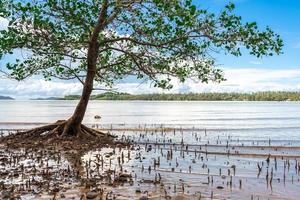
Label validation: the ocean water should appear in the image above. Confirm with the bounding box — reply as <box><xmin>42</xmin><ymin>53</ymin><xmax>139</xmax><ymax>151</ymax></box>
<box><xmin>0</xmin><ymin>100</ymin><xmax>300</xmax><ymax>139</ymax></box>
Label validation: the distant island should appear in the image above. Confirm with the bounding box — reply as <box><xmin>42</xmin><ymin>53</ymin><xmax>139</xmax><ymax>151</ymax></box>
<box><xmin>0</xmin><ymin>95</ymin><xmax>14</xmax><ymax>100</ymax></box>
<box><xmin>56</xmin><ymin>91</ymin><xmax>300</xmax><ymax>101</ymax></box>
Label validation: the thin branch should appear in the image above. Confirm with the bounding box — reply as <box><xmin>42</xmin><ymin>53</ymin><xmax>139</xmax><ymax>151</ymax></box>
<box><xmin>60</xmin><ymin>64</ymin><xmax>85</xmax><ymax>85</ymax></box>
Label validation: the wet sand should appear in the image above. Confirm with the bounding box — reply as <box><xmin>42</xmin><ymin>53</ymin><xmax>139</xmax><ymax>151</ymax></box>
<box><xmin>0</xmin><ymin>124</ymin><xmax>299</xmax><ymax>199</ymax></box>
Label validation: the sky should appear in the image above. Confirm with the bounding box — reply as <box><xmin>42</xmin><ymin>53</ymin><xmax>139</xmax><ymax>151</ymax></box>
<box><xmin>0</xmin><ymin>0</ymin><xmax>300</xmax><ymax>99</ymax></box>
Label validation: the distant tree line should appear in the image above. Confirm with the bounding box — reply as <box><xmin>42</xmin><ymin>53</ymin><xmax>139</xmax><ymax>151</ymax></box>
<box><xmin>63</xmin><ymin>91</ymin><xmax>300</xmax><ymax>101</ymax></box>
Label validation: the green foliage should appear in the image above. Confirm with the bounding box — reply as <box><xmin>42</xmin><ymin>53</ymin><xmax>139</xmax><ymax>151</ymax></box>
<box><xmin>0</xmin><ymin>0</ymin><xmax>283</xmax><ymax>89</ymax></box>
<box><xmin>65</xmin><ymin>92</ymin><xmax>300</xmax><ymax>101</ymax></box>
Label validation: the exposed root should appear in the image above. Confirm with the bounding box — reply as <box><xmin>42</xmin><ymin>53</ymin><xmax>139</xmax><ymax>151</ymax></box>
<box><xmin>0</xmin><ymin>120</ymin><xmax>117</xmax><ymax>149</ymax></box>
<box><xmin>0</xmin><ymin>119</ymin><xmax>129</xmax><ymax>188</ymax></box>
<box><xmin>81</xmin><ymin>124</ymin><xmax>111</xmax><ymax>137</ymax></box>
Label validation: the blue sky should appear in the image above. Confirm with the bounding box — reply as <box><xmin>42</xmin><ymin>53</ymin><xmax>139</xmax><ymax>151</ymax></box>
<box><xmin>0</xmin><ymin>0</ymin><xmax>300</xmax><ymax>99</ymax></box>
<box><xmin>198</xmin><ymin>0</ymin><xmax>300</xmax><ymax>69</ymax></box>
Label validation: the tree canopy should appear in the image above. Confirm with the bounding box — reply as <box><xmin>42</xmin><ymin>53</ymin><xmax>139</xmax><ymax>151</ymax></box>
<box><xmin>0</xmin><ymin>0</ymin><xmax>283</xmax><ymax>90</ymax></box>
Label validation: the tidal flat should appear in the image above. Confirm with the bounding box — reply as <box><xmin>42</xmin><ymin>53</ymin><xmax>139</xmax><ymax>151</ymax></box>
<box><xmin>0</xmin><ymin>124</ymin><xmax>299</xmax><ymax>200</ymax></box>
<box><xmin>0</xmin><ymin>101</ymin><xmax>300</xmax><ymax>199</ymax></box>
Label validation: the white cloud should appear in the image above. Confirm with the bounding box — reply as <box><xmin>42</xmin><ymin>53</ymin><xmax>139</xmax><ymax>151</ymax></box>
<box><xmin>182</xmin><ymin>68</ymin><xmax>300</xmax><ymax>93</ymax></box>
<box><xmin>249</xmin><ymin>61</ymin><xmax>262</xmax><ymax>65</ymax></box>
<box><xmin>0</xmin><ymin>78</ymin><xmax>83</xmax><ymax>99</ymax></box>
<box><xmin>1</xmin><ymin>68</ymin><xmax>300</xmax><ymax>99</ymax></box>
<box><xmin>116</xmin><ymin>68</ymin><xmax>300</xmax><ymax>94</ymax></box>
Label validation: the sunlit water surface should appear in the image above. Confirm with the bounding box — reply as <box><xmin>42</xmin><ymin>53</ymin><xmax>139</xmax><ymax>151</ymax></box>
<box><xmin>1</xmin><ymin>100</ymin><xmax>300</xmax><ymax>139</ymax></box>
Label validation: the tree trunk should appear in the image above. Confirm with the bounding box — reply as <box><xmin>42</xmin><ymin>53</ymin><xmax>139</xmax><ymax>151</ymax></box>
<box><xmin>62</xmin><ymin>0</ymin><xmax>109</xmax><ymax>136</ymax></box>
<box><xmin>62</xmin><ymin>42</ymin><xmax>99</xmax><ymax>136</ymax></box>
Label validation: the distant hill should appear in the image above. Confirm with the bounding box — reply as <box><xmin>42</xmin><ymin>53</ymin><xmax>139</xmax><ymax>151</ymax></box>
<box><xmin>0</xmin><ymin>95</ymin><xmax>14</xmax><ymax>100</ymax></box>
<box><xmin>62</xmin><ymin>91</ymin><xmax>300</xmax><ymax>101</ymax></box>
<box><xmin>28</xmin><ymin>92</ymin><xmax>300</xmax><ymax>101</ymax></box>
